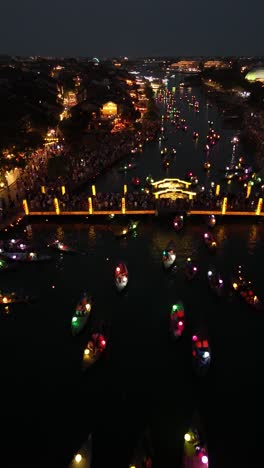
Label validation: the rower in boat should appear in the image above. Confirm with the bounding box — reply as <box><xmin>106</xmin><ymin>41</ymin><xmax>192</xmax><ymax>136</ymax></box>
<box><xmin>132</xmin><ymin>176</ymin><xmax>140</xmax><ymax>187</ymax></box>
<box><xmin>208</xmin><ymin>214</ymin><xmax>216</xmax><ymax>228</ymax></box>
<box><xmin>71</xmin><ymin>294</ymin><xmax>92</xmax><ymax>336</ymax></box>
<box><xmin>115</xmin><ymin>263</ymin><xmax>128</xmax><ymax>291</ymax></box>
<box><xmin>204</xmin><ymin>161</ymin><xmax>211</xmax><ymax>171</ymax></box>
<box><xmin>170</xmin><ymin>302</ymin><xmax>185</xmax><ymax>339</ymax></box>
<box><xmin>162</xmin><ymin>241</ymin><xmax>176</xmax><ymax>269</ymax></box>
<box><xmin>184</xmin><ymin>257</ymin><xmax>198</xmax><ymax>280</ymax></box>
<box><xmin>83</xmin><ymin>333</ymin><xmax>107</xmax><ymax>369</ymax></box>
<box><xmin>192</xmin><ymin>334</ymin><xmax>211</xmax><ymax>376</ymax></box>
<box><xmin>203</xmin><ymin>232</ymin><xmax>217</xmax><ymax>250</ymax></box>
<box><xmin>5</xmin><ymin>239</ymin><xmax>28</xmax><ymax>252</ymax></box>
<box><xmin>48</xmin><ymin>239</ymin><xmax>76</xmax><ymax>253</ymax></box>
<box><xmin>173</xmin><ymin>215</ymin><xmax>184</xmax><ymax>232</ymax></box>
<box><xmin>207</xmin><ymin>269</ymin><xmax>224</xmax><ymax>296</ymax></box>
<box><xmin>118</xmin><ymin>162</ymin><xmax>137</xmax><ymax>173</ymax></box>
<box><xmin>0</xmin><ymin>251</ymin><xmax>52</xmax><ymax>262</ymax></box>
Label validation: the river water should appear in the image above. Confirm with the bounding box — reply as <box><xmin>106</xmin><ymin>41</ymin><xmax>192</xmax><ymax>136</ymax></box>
<box><xmin>1</xmin><ymin>80</ymin><xmax>264</xmax><ymax>468</ymax></box>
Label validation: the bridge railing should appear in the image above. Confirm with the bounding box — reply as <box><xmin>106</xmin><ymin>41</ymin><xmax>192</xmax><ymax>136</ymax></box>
<box><xmin>24</xmin><ymin>193</ymin><xmax>264</xmax><ymax>216</ymax></box>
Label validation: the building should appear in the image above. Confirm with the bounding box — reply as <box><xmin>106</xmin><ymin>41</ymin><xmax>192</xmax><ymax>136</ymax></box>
<box><xmin>245</xmin><ymin>68</ymin><xmax>264</xmax><ymax>83</ymax></box>
<box><xmin>203</xmin><ymin>60</ymin><xmax>229</xmax><ymax>69</ymax></box>
<box><xmin>101</xmin><ymin>101</ymin><xmax>118</xmax><ymax>118</ymax></box>
<box><xmin>170</xmin><ymin>61</ymin><xmax>200</xmax><ymax>72</ymax></box>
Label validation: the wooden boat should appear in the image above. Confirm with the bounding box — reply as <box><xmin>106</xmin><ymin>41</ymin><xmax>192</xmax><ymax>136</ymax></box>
<box><xmin>118</xmin><ymin>162</ymin><xmax>137</xmax><ymax>173</ymax></box>
<box><xmin>207</xmin><ymin>269</ymin><xmax>224</xmax><ymax>296</ymax></box>
<box><xmin>192</xmin><ymin>334</ymin><xmax>211</xmax><ymax>376</ymax></box>
<box><xmin>208</xmin><ymin>214</ymin><xmax>216</xmax><ymax>228</ymax></box>
<box><xmin>48</xmin><ymin>240</ymin><xmax>76</xmax><ymax>253</ymax></box>
<box><xmin>115</xmin><ymin>263</ymin><xmax>128</xmax><ymax>291</ymax></box>
<box><xmin>82</xmin><ymin>333</ymin><xmax>107</xmax><ymax>369</ymax></box>
<box><xmin>162</xmin><ymin>241</ymin><xmax>176</xmax><ymax>269</ymax></box>
<box><xmin>173</xmin><ymin>215</ymin><xmax>184</xmax><ymax>232</ymax></box>
<box><xmin>170</xmin><ymin>302</ymin><xmax>185</xmax><ymax>339</ymax></box>
<box><xmin>116</xmin><ymin>220</ymin><xmax>139</xmax><ymax>239</ymax></box>
<box><xmin>184</xmin><ymin>257</ymin><xmax>198</xmax><ymax>280</ymax></box>
<box><xmin>4</xmin><ymin>239</ymin><xmax>29</xmax><ymax>252</ymax></box>
<box><xmin>0</xmin><ymin>292</ymin><xmax>36</xmax><ymax>305</ymax></box>
<box><xmin>232</xmin><ymin>268</ymin><xmax>262</xmax><ymax>310</ymax></box>
<box><xmin>183</xmin><ymin>422</ymin><xmax>209</xmax><ymax>467</ymax></box>
<box><xmin>71</xmin><ymin>294</ymin><xmax>92</xmax><ymax>336</ymax></box>
<box><xmin>0</xmin><ymin>258</ymin><xmax>17</xmax><ymax>272</ymax></box>
<box><xmin>203</xmin><ymin>232</ymin><xmax>217</xmax><ymax>250</ymax></box>
<box><xmin>0</xmin><ymin>251</ymin><xmax>52</xmax><ymax>263</ymax></box>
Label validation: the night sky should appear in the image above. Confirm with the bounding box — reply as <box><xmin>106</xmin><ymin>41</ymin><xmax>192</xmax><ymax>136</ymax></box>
<box><xmin>1</xmin><ymin>0</ymin><xmax>263</xmax><ymax>57</ymax></box>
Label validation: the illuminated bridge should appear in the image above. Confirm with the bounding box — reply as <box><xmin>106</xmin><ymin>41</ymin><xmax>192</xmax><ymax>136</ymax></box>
<box><xmin>21</xmin><ymin>179</ymin><xmax>264</xmax><ymax>218</ymax></box>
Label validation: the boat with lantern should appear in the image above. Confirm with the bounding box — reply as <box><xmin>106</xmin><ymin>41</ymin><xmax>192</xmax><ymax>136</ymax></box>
<box><xmin>118</xmin><ymin>162</ymin><xmax>137</xmax><ymax>173</ymax></box>
<box><xmin>207</xmin><ymin>269</ymin><xmax>224</xmax><ymax>296</ymax></box>
<box><xmin>115</xmin><ymin>263</ymin><xmax>128</xmax><ymax>291</ymax></box>
<box><xmin>231</xmin><ymin>267</ymin><xmax>262</xmax><ymax>310</ymax></box>
<box><xmin>0</xmin><ymin>291</ymin><xmax>36</xmax><ymax>305</ymax></box>
<box><xmin>132</xmin><ymin>176</ymin><xmax>140</xmax><ymax>187</ymax></box>
<box><xmin>116</xmin><ymin>220</ymin><xmax>139</xmax><ymax>239</ymax></box>
<box><xmin>208</xmin><ymin>215</ymin><xmax>216</xmax><ymax>228</ymax></box>
<box><xmin>173</xmin><ymin>215</ymin><xmax>184</xmax><ymax>232</ymax></box>
<box><xmin>203</xmin><ymin>232</ymin><xmax>217</xmax><ymax>251</ymax></box>
<box><xmin>3</xmin><ymin>238</ymin><xmax>29</xmax><ymax>252</ymax></box>
<box><xmin>82</xmin><ymin>332</ymin><xmax>107</xmax><ymax>369</ymax></box>
<box><xmin>71</xmin><ymin>293</ymin><xmax>92</xmax><ymax>336</ymax></box>
<box><xmin>162</xmin><ymin>241</ymin><xmax>176</xmax><ymax>269</ymax></box>
<box><xmin>0</xmin><ymin>251</ymin><xmax>52</xmax><ymax>263</ymax></box>
<box><xmin>170</xmin><ymin>302</ymin><xmax>185</xmax><ymax>339</ymax></box>
<box><xmin>48</xmin><ymin>239</ymin><xmax>77</xmax><ymax>253</ymax></box>
<box><xmin>192</xmin><ymin>334</ymin><xmax>211</xmax><ymax>376</ymax></box>
<box><xmin>183</xmin><ymin>422</ymin><xmax>209</xmax><ymax>467</ymax></box>
<box><xmin>184</xmin><ymin>257</ymin><xmax>198</xmax><ymax>280</ymax></box>
<box><xmin>0</xmin><ymin>258</ymin><xmax>17</xmax><ymax>272</ymax></box>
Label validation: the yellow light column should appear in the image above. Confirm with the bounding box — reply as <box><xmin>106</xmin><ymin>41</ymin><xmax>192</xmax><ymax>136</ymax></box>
<box><xmin>41</xmin><ymin>186</ymin><xmax>46</xmax><ymax>194</ymax></box>
<box><xmin>61</xmin><ymin>186</ymin><xmax>66</xmax><ymax>195</ymax></box>
<box><xmin>92</xmin><ymin>185</ymin><xmax>96</xmax><ymax>196</ymax></box>
<box><xmin>22</xmin><ymin>199</ymin><xmax>29</xmax><ymax>215</ymax></box>
<box><xmin>121</xmin><ymin>197</ymin><xmax>126</xmax><ymax>214</ymax></box>
<box><xmin>215</xmin><ymin>184</ymin><xmax>220</xmax><ymax>196</ymax></box>
<box><xmin>54</xmin><ymin>198</ymin><xmax>60</xmax><ymax>214</ymax></box>
<box><xmin>246</xmin><ymin>184</ymin><xmax>251</xmax><ymax>198</ymax></box>
<box><xmin>256</xmin><ymin>198</ymin><xmax>263</xmax><ymax>216</ymax></box>
<box><xmin>123</xmin><ymin>184</ymin><xmax>127</xmax><ymax>195</ymax></box>
<box><xmin>221</xmin><ymin>197</ymin><xmax>227</xmax><ymax>215</ymax></box>
<box><xmin>88</xmin><ymin>197</ymin><xmax>93</xmax><ymax>214</ymax></box>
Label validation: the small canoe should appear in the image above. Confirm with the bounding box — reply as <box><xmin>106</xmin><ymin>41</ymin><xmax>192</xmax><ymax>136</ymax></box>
<box><xmin>116</xmin><ymin>220</ymin><xmax>139</xmax><ymax>239</ymax></box>
<box><xmin>232</xmin><ymin>269</ymin><xmax>262</xmax><ymax>310</ymax></box>
<box><xmin>0</xmin><ymin>258</ymin><xmax>16</xmax><ymax>272</ymax></box>
<box><xmin>0</xmin><ymin>293</ymin><xmax>35</xmax><ymax>305</ymax></box>
<box><xmin>162</xmin><ymin>241</ymin><xmax>176</xmax><ymax>269</ymax></box>
<box><xmin>82</xmin><ymin>333</ymin><xmax>107</xmax><ymax>369</ymax></box>
<box><xmin>207</xmin><ymin>269</ymin><xmax>224</xmax><ymax>296</ymax></box>
<box><xmin>192</xmin><ymin>334</ymin><xmax>211</xmax><ymax>376</ymax></box>
<box><xmin>184</xmin><ymin>257</ymin><xmax>198</xmax><ymax>280</ymax></box>
<box><xmin>208</xmin><ymin>215</ymin><xmax>216</xmax><ymax>228</ymax></box>
<box><xmin>170</xmin><ymin>302</ymin><xmax>185</xmax><ymax>339</ymax></box>
<box><xmin>0</xmin><ymin>251</ymin><xmax>52</xmax><ymax>263</ymax></box>
<box><xmin>71</xmin><ymin>294</ymin><xmax>92</xmax><ymax>336</ymax></box>
<box><xmin>173</xmin><ymin>215</ymin><xmax>184</xmax><ymax>232</ymax></box>
<box><xmin>115</xmin><ymin>263</ymin><xmax>128</xmax><ymax>291</ymax></box>
<box><xmin>48</xmin><ymin>240</ymin><xmax>76</xmax><ymax>253</ymax></box>
<box><xmin>203</xmin><ymin>232</ymin><xmax>217</xmax><ymax>250</ymax></box>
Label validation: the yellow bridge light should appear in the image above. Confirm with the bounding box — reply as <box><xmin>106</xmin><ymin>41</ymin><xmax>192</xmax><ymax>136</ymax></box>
<box><xmin>61</xmin><ymin>186</ymin><xmax>66</xmax><ymax>195</ymax></box>
<box><xmin>215</xmin><ymin>184</ymin><xmax>220</xmax><ymax>196</ymax></box>
<box><xmin>121</xmin><ymin>197</ymin><xmax>126</xmax><ymax>214</ymax></box>
<box><xmin>22</xmin><ymin>199</ymin><xmax>29</xmax><ymax>215</ymax></box>
<box><xmin>256</xmin><ymin>198</ymin><xmax>263</xmax><ymax>216</ymax></box>
<box><xmin>92</xmin><ymin>185</ymin><xmax>96</xmax><ymax>196</ymax></box>
<box><xmin>54</xmin><ymin>198</ymin><xmax>60</xmax><ymax>215</ymax></box>
<box><xmin>88</xmin><ymin>197</ymin><xmax>93</xmax><ymax>214</ymax></box>
<box><xmin>222</xmin><ymin>197</ymin><xmax>227</xmax><ymax>215</ymax></box>
<box><xmin>123</xmin><ymin>184</ymin><xmax>127</xmax><ymax>195</ymax></box>
<box><xmin>41</xmin><ymin>186</ymin><xmax>46</xmax><ymax>194</ymax></box>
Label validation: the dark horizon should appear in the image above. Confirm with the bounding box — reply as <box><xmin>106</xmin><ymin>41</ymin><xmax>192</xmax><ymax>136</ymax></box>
<box><xmin>1</xmin><ymin>0</ymin><xmax>263</xmax><ymax>58</ymax></box>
